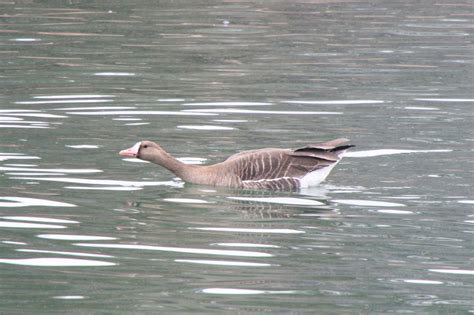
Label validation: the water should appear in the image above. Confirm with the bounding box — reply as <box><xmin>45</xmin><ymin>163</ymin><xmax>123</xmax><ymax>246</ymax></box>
<box><xmin>1</xmin><ymin>0</ymin><xmax>473</xmax><ymax>313</ymax></box>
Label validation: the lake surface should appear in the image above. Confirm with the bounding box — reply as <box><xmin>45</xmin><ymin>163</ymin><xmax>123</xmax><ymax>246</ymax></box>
<box><xmin>1</xmin><ymin>0</ymin><xmax>473</xmax><ymax>313</ymax></box>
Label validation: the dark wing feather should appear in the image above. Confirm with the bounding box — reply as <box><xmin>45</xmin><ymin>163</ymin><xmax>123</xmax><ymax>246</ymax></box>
<box><xmin>296</xmin><ymin>138</ymin><xmax>351</xmax><ymax>150</ymax></box>
<box><xmin>292</xmin><ymin>138</ymin><xmax>355</xmax><ymax>160</ymax></box>
<box><xmin>290</xmin><ymin>150</ymin><xmax>339</xmax><ymax>162</ymax></box>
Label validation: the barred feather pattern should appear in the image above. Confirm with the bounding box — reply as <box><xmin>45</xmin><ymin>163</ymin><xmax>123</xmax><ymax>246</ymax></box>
<box><xmin>222</xmin><ymin>140</ymin><xmax>352</xmax><ymax>190</ymax></box>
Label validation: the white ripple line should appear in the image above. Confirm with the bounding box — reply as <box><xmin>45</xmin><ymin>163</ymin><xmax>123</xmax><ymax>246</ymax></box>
<box><xmin>15</xmin><ymin>100</ymin><xmax>114</xmax><ymax>105</ymax></box>
<box><xmin>34</xmin><ymin>95</ymin><xmax>115</xmax><ymax>99</ymax></box>
<box><xmin>0</xmin><ymin>197</ymin><xmax>76</xmax><ymax>208</ymax></box>
<box><xmin>12</xmin><ymin>177</ymin><xmax>181</xmax><ymax>187</ymax></box>
<box><xmin>3</xmin><ymin>166</ymin><xmax>102</xmax><ymax>174</ymax></box>
<box><xmin>17</xmin><ymin>249</ymin><xmax>114</xmax><ymax>258</ymax></box>
<box><xmin>67</xmin><ymin>110</ymin><xmax>217</xmax><ymax>116</ymax></box>
<box><xmin>74</xmin><ymin>243</ymin><xmax>273</xmax><ymax>257</ymax></box>
<box><xmin>175</xmin><ymin>259</ymin><xmax>272</xmax><ymax>267</ymax></box>
<box><xmin>0</xmin><ymin>257</ymin><xmax>116</xmax><ymax>267</ymax></box>
<box><xmin>281</xmin><ymin>100</ymin><xmax>385</xmax><ymax>105</ymax></box>
<box><xmin>182</xmin><ymin>102</ymin><xmax>273</xmax><ymax>106</ymax></box>
<box><xmin>191</xmin><ymin>227</ymin><xmax>305</xmax><ymax>234</ymax></box>
<box><xmin>415</xmin><ymin>98</ymin><xmax>474</xmax><ymax>102</ymax></box>
<box><xmin>183</xmin><ymin>108</ymin><xmax>342</xmax><ymax>115</ymax></box>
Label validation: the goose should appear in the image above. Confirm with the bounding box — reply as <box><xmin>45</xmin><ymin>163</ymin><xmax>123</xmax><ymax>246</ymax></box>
<box><xmin>119</xmin><ymin>138</ymin><xmax>354</xmax><ymax>190</ymax></box>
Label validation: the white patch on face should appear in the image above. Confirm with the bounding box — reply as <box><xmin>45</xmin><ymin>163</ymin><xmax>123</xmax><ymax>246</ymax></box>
<box><xmin>131</xmin><ymin>142</ymin><xmax>142</xmax><ymax>155</ymax></box>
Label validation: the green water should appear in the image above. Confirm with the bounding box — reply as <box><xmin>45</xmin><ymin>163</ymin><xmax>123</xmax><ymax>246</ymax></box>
<box><xmin>1</xmin><ymin>1</ymin><xmax>473</xmax><ymax>313</ymax></box>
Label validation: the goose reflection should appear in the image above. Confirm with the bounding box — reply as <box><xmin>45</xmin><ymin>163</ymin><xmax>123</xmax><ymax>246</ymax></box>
<box><xmin>122</xmin><ymin>185</ymin><xmax>341</xmax><ymax>220</ymax></box>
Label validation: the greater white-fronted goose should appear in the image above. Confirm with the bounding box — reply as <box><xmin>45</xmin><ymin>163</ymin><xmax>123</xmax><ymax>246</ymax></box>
<box><xmin>119</xmin><ymin>139</ymin><xmax>354</xmax><ymax>190</ymax></box>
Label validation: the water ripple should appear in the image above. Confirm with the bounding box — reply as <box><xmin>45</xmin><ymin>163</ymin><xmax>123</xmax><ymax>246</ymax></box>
<box><xmin>191</xmin><ymin>227</ymin><xmax>305</xmax><ymax>234</ymax></box>
<box><xmin>34</xmin><ymin>95</ymin><xmax>115</xmax><ymax>99</ymax></box>
<box><xmin>15</xmin><ymin>100</ymin><xmax>114</xmax><ymax>105</ymax></box>
<box><xmin>0</xmin><ymin>197</ymin><xmax>76</xmax><ymax>208</ymax></box>
<box><xmin>415</xmin><ymin>98</ymin><xmax>474</xmax><ymax>102</ymax></box>
<box><xmin>37</xmin><ymin>234</ymin><xmax>117</xmax><ymax>241</ymax></box>
<box><xmin>94</xmin><ymin>72</ymin><xmax>136</xmax><ymax>76</ymax></box>
<box><xmin>64</xmin><ymin>186</ymin><xmax>143</xmax><ymax>191</ymax></box>
<box><xmin>74</xmin><ymin>243</ymin><xmax>273</xmax><ymax>257</ymax></box>
<box><xmin>177</xmin><ymin>157</ymin><xmax>207</xmax><ymax>165</ymax></box>
<box><xmin>183</xmin><ymin>108</ymin><xmax>342</xmax><ymax>115</ymax></box>
<box><xmin>405</xmin><ymin>106</ymin><xmax>440</xmax><ymax>111</ymax></box>
<box><xmin>397</xmin><ymin>279</ymin><xmax>443</xmax><ymax>285</ymax></box>
<box><xmin>177</xmin><ymin>125</ymin><xmax>235</xmax><ymax>130</ymax></box>
<box><xmin>2</xmin><ymin>216</ymin><xmax>79</xmax><ymax>224</ymax></box>
<box><xmin>7</xmin><ymin>172</ymin><xmax>67</xmax><ymax>176</ymax></box>
<box><xmin>201</xmin><ymin>288</ymin><xmax>296</xmax><ymax>295</ymax></box>
<box><xmin>0</xmin><ymin>221</ymin><xmax>66</xmax><ymax>229</ymax></box>
<box><xmin>0</xmin><ymin>124</ymin><xmax>49</xmax><ymax>129</ymax></box>
<box><xmin>2</xmin><ymin>111</ymin><xmax>67</xmax><ymax>118</ymax></box>
<box><xmin>212</xmin><ymin>243</ymin><xmax>280</xmax><ymax>248</ymax></box>
<box><xmin>55</xmin><ymin>106</ymin><xmax>133</xmax><ymax>111</ymax></box>
<box><xmin>182</xmin><ymin>102</ymin><xmax>272</xmax><ymax>106</ymax></box>
<box><xmin>429</xmin><ymin>269</ymin><xmax>474</xmax><ymax>275</ymax></box>
<box><xmin>163</xmin><ymin>198</ymin><xmax>209</xmax><ymax>204</ymax></box>
<box><xmin>12</xmin><ymin>176</ymin><xmax>182</xmax><ymax>188</ymax></box>
<box><xmin>0</xmin><ymin>257</ymin><xmax>116</xmax><ymax>267</ymax></box>
<box><xmin>375</xmin><ymin>210</ymin><xmax>414</xmax><ymax>215</ymax></box>
<box><xmin>65</xmin><ymin>145</ymin><xmax>100</xmax><ymax>149</ymax></box>
<box><xmin>174</xmin><ymin>259</ymin><xmax>272</xmax><ymax>267</ymax></box>
<box><xmin>66</xmin><ymin>110</ymin><xmax>217</xmax><ymax>116</ymax></box>
<box><xmin>281</xmin><ymin>100</ymin><xmax>385</xmax><ymax>105</ymax></box>
<box><xmin>2</xmin><ymin>166</ymin><xmax>101</xmax><ymax>174</ymax></box>
<box><xmin>17</xmin><ymin>249</ymin><xmax>114</xmax><ymax>258</ymax></box>
<box><xmin>52</xmin><ymin>296</ymin><xmax>85</xmax><ymax>300</ymax></box>
<box><xmin>333</xmin><ymin>199</ymin><xmax>406</xmax><ymax>207</ymax></box>
<box><xmin>0</xmin><ymin>153</ymin><xmax>40</xmax><ymax>162</ymax></box>
<box><xmin>345</xmin><ymin>149</ymin><xmax>452</xmax><ymax>158</ymax></box>
<box><xmin>0</xmin><ymin>109</ymin><xmax>65</xmax><ymax>129</ymax></box>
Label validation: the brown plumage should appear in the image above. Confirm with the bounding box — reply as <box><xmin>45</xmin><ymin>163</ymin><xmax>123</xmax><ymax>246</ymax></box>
<box><xmin>119</xmin><ymin>139</ymin><xmax>354</xmax><ymax>190</ymax></box>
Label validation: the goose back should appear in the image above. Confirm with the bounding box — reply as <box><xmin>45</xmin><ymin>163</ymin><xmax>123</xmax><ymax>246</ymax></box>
<box><xmin>218</xmin><ymin>138</ymin><xmax>353</xmax><ymax>190</ymax></box>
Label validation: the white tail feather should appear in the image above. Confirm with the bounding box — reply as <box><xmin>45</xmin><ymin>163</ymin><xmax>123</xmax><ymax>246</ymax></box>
<box><xmin>299</xmin><ymin>163</ymin><xmax>338</xmax><ymax>188</ymax></box>
<box><xmin>299</xmin><ymin>148</ymin><xmax>350</xmax><ymax>188</ymax></box>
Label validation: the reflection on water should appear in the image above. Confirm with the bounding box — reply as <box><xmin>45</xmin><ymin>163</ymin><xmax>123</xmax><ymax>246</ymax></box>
<box><xmin>0</xmin><ymin>197</ymin><xmax>76</xmax><ymax>208</ymax></box>
<box><xmin>36</xmin><ymin>234</ymin><xmax>117</xmax><ymax>241</ymax></box>
<box><xmin>11</xmin><ymin>176</ymin><xmax>182</xmax><ymax>190</ymax></box>
<box><xmin>0</xmin><ymin>221</ymin><xmax>66</xmax><ymax>229</ymax></box>
<box><xmin>227</xmin><ymin>196</ymin><xmax>325</xmax><ymax>206</ymax></box>
<box><xmin>190</xmin><ymin>227</ymin><xmax>306</xmax><ymax>234</ymax></box>
<box><xmin>332</xmin><ymin>199</ymin><xmax>406</xmax><ymax>207</ymax></box>
<box><xmin>75</xmin><ymin>243</ymin><xmax>273</xmax><ymax>258</ymax></box>
<box><xmin>201</xmin><ymin>288</ymin><xmax>297</xmax><ymax>295</ymax></box>
<box><xmin>17</xmin><ymin>248</ymin><xmax>113</xmax><ymax>258</ymax></box>
<box><xmin>429</xmin><ymin>269</ymin><xmax>474</xmax><ymax>275</ymax></box>
<box><xmin>0</xmin><ymin>257</ymin><xmax>116</xmax><ymax>267</ymax></box>
<box><xmin>0</xmin><ymin>0</ymin><xmax>473</xmax><ymax>313</ymax></box>
<box><xmin>175</xmin><ymin>259</ymin><xmax>273</xmax><ymax>267</ymax></box>
<box><xmin>182</xmin><ymin>108</ymin><xmax>343</xmax><ymax>115</ymax></box>
<box><xmin>345</xmin><ymin>149</ymin><xmax>453</xmax><ymax>157</ymax></box>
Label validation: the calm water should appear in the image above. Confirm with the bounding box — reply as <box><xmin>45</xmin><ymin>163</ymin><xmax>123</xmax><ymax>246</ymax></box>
<box><xmin>1</xmin><ymin>0</ymin><xmax>473</xmax><ymax>314</ymax></box>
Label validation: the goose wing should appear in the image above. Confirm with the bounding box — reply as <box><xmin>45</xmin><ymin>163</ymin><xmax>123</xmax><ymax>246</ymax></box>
<box><xmin>234</xmin><ymin>149</ymin><xmax>332</xmax><ymax>181</ymax></box>
<box><xmin>227</xmin><ymin>138</ymin><xmax>354</xmax><ymax>183</ymax></box>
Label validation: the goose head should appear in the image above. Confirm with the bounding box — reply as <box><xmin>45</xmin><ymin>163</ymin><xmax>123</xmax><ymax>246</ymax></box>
<box><xmin>119</xmin><ymin>140</ymin><xmax>167</xmax><ymax>163</ymax></box>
